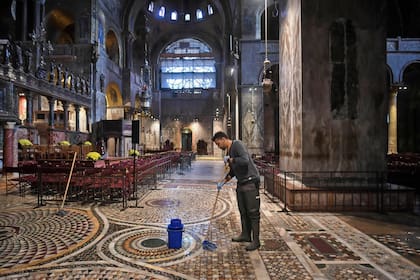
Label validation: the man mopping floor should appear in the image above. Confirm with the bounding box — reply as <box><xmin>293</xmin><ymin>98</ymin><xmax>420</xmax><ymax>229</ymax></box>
<box><xmin>212</xmin><ymin>131</ymin><xmax>261</xmax><ymax>251</ymax></box>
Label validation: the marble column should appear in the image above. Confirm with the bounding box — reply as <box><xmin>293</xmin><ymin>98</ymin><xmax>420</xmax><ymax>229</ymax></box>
<box><xmin>3</xmin><ymin>122</ymin><xmax>16</xmax><ymax>167</ymax></box>
<box><xmin>26</xmin><ymin>92</ymin><xmax>34</xmax><ymax>126</ymax></box>
<box><xmin>75</xmin><ymin>104</ymin><xmax>80</xmax><ymax>131</ymax></box>
<box><xmin>48</xmin><ymin>97</ymin><xmax>55</xmax><ymax>128</ymax></box>
<box><xmin>62</xmin><ymin>101</ymin><xmax>69</xmax><ymax>130</ymax></box>
<box><xmin>33</xmin><ymin>0</ymin><xmax>42</xmax><ymax>69</ymax></box>
<box><xmin>212</xmin><ymin>118</ymin><xmax>223</xmax><ymax>157</ymax></box>
<box><xmin>388</xmin><ymin>88</ymin><xmax>398</xmax><ymax>154</ymax></box>
<box><xmin>21</xmin><ymin>0</ymin><xmax>28</xmax><ymax>41</ymax></box>
<box><xmin>85</xmin><ymin>108</ymin><xmax>90</xmax><ymax>132</ymax></box>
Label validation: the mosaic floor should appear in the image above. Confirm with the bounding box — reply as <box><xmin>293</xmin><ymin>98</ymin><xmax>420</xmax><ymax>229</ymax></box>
<box><xmin>0</xmin><ymin>159</ymin><xmax>420</xmax><ymax>279</ymax></box>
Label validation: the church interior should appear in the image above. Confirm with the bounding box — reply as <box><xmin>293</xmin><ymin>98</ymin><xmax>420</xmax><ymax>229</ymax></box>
<box><xmin>0</xmin><ymin>0</ymin><xmax>420</xmax><ymax>279</ymax></box>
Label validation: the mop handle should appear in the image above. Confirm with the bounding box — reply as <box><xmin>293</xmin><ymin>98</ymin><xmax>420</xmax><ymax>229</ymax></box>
<box><xmin>205</xmin><ymin>165</ymin><xmax>230</xmax><ymax>239</ymax></box>
<box><xmin>204</xmin><ymin>190</ymin><xmax>220</xmax><ymax>240</ymax></box>
<box><xmin>60</xmin><ymin>152</ymin><xmax>77</xmax><ymax>210</ymax></box>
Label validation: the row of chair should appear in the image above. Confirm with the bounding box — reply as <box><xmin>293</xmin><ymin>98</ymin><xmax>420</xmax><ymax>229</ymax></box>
<box><xmin>4</xmin><ymin>152</ymin><xmax>180</xmax><ymax>209</ymax></box>
<box><xmin>19</xmin><ymin>144</ymin><xmax>94</xmax><ymax>161</ymax></box>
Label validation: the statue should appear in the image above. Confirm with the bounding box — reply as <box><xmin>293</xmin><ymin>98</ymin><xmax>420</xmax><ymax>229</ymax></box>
<box><xmin>48</xmin><ymin>61</ymin><xmax>55</xmax><ymax>83</ymax></box>
<box><xmin>70</xmin><ymin>72</ymin><xmax>75</xmax><ymax>91</ymax></box>
<box><xmin>56</xmin><ymin>64</ymin><xmax>62</xmax><ymax>86</ymax></box>
<box><xmin>4</xmin><ymin>41</ymin><xmax>11</xmax><ymax>65</ymax></box>
<box><xmin>75</xmin><ymin>75</ymin><xmax>81</xmax><ymax>93</ymax></box>
<box><xmin>14</xmin><ymin>41</ymin><xmax>23</xmax><ymax>70</ymax></box>
<box><xmin>24</xmin><ymin>48</ymin><xmax>32</xmax><ymax>73</ymax></box>
<box><xmin>85</xmin><ymin>80</ymin><xmax>90</xmax><ymax>95</ymax></box>
<box><xmin>80</xmin><ymin>78</ymin><xmax>86</xmax><ymax>94</ymax></box>
<box><xmin>62</xmin><ymin>68</ymin><xmax>68</xmax><ymax>88</ymax></box>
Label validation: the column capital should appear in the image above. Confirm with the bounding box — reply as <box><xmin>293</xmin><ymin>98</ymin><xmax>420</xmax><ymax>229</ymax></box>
<box><xmin>5</xmin><ymin>122</ymin><xmax>16</xmax><ymax>129</ymax></box>
<box><xmin>25</xmin><ymin>91</ymin><xmax>34</xmax><ymax>99</ymax></box>
<box><xmin>390</xmin><ymin>83</ymin><xmax>408</xmax><ymax>93</ymax></box>
<box><xmin>62</xmin><ymin>100</ymin><xmax>69</xmax><ymax>108</ymax></box>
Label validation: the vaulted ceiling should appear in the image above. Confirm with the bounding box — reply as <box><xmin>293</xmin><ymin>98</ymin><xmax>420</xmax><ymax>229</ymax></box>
<box><xmin>124</xmin><ymin>0</ymin><xmax>239</xmax><ymax>65</ymax></box>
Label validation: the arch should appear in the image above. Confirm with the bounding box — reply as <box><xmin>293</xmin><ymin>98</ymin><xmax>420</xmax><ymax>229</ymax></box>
<box><xmin>398</xmin><ymin>62</ymin><xmax>420</xmax><ymax>152</ymax></box>
<box><xmin>260</xmin><ymin>3</ymin><xmax>280</xmax><ymax>40</ymax></box>
<box><xmin>386</xmin><ymin>64</ymin><xmax>394</xmax><ymax>86</ymax></box>
<box><xmin>105</xmin><ymin>82</ymin><xmax>123</xmax><ymax>107</ymax></box>
<box><xmin>124</xmin><ymin>1</ymin><xmax>232</xmax><ymax>36</ymax></box>
<box><xmin>105</xmin><ymin>30</ymin><xmax>120</xmax><ymax>65</ymax></box>
<box><xmin>399</xmin><ymin>60</ymin><xmax>420</xmax><ymax>83</ymax></box>
<box><xmin>150</xmin><ymin>33</ymin><xmax>223</xmax><ymax>67</ymax></box>
<box><xmin>45</xmin><ymin>9</ymin><xmax>75</xmax><ymax>44</ymax></box>
<box><xmin>181</xmin><ymin>127</ymin><xmax>192</xmax><ymax>151</ymax></box>
<box><xmin>123</xmin><ymin>1</ymin><xmax>229</xmax><ymax>72</ymax></box>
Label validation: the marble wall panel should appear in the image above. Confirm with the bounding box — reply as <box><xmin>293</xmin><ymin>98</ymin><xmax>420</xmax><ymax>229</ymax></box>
<box><xmin>301</xmin><ymin>0</ymin><xmax>387</xmax><ymax>172</ymax></box>
<box><xmin>278</xmin><ymin>0</ymin><xmax>302</xmax><ymax>171</ymax></box>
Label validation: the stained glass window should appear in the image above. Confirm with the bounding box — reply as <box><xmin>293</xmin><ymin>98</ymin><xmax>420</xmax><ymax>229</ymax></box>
<box><xmin>160</xmin><ymin>38</ymin><xmax>216</xmax><ymax>90</ymax></box>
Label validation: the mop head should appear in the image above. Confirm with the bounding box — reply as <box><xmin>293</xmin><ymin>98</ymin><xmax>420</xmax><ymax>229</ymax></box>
<box><xmin>56</xmin><ymin>209</ymin><xmax>68</xmax><ymax>217</ymax></box>
<box><xmin>202</xmin><ymin>240</ymin><xmax>217</xmax><ymax>251</ymax></box>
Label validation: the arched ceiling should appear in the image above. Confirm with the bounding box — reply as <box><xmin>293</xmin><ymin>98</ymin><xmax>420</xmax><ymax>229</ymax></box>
<box><xmin>123</xmin><ymin>0</ymin><xmax>238</xmax><ymax>65</ymax></box>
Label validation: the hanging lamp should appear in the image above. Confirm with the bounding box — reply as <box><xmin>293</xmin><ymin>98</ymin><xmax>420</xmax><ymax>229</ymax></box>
<box><xmin>262</xmin><ymin>0</ymin><xmax>273</xmax><ymax>93</ymax></box>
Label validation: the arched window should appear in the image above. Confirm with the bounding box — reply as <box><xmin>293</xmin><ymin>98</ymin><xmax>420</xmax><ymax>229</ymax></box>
<box><xmin>105</xmin><ymin>30</ymin><xmax>120</xmax><ymax>65</ymax></box>
<box><xmin>159</xmin><ymin>38</ymin><xmax>216</xmax><ymax>91</ymax></box>
<box><xmin>196</xmin><ymin>9</ymin><xmax>203</xmax><ymax>20</ymax></box>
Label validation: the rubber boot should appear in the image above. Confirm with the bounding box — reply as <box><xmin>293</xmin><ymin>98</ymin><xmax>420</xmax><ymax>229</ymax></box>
<box><xmin>232</xmin><ymin>224</ymin><xmax>251</xmax><ymax>242</ymax></box>
<box><xmin>233</xmin><ymin>195</ymin><xmax>251</xmax><ymax>243</ymax></box>
<box><xmin>232</xmin><ymin>233</ymin><xmax>251</xmax><ymax>242</ymax></box>
<box><xmin>245</xmin><ymin>222</ymin><xmax>260</xmax><ymax>251</ymax></box>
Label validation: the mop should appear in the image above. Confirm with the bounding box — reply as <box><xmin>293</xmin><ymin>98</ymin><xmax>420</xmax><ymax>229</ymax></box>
<box><xmin>56</xmin><ymin>152</ymin><xmax>77</xmax><ymax>216</ymax></box>
<box><xmin>202</xmin><ymin>165</ymin><xmax>229</xmax><ymax>251</ymax></box>
<box><xmin>202</xmin><ymin>188</ymin><xmax>221</xmax><ymax>251</ymax></box>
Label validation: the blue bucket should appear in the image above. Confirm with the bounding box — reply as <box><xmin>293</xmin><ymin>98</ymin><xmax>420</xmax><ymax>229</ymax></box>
<box><xmin>167</xmin><ymin>218</ymin><xmax>184</xmax><ymax>249</ymax></box>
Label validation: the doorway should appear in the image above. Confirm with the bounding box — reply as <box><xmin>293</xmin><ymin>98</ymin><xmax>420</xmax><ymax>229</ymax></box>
<box><xmin>181</xmin><ymin>128</ymin><xmax>192</xmax><ymax>151</ymax></box>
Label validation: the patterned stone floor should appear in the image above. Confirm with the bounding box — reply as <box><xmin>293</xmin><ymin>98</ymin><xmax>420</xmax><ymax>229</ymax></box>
<box><xmin>0</xmin><ymin>159</ymin><xmax>420</xmax><ymax>279</ymax></box>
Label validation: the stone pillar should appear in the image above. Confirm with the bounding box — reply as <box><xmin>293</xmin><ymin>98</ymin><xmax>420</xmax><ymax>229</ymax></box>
<box><xmin>33</xmin><ymin>0</ymin><xmax>42</xmax><ymax>69</ymax></box>
<box><xmin>48</xmin><ymin>97</ymin><xmax>55</xmax><ymax>128</ymax></box>
<box><xmin>124</xmin><ymin>31</ymin><xmax>136</xmax><ymax>69</ymax></box>
<box><xmin>26</xmin><ymin>92</ymin><xmax>34</xmax><ymax>126</ymax></box>
<box><xmin>3</xmin><ymin>122</ymin><xmax>16</xmax><ymax>167</ymax></box>
<box><xmin>388</xmin><ymin>88</ymin><xmax>398</xmax><ymax>154</ymax></box>
<box><xmin>34</xmin><ymin>0</ymin><xmax>42</xmax><ymax>26</ymax></box>
<box><xmin>21</xmin><ymin>0</ymin><xmax>28</xmax><ymax>41</ymax></box>
<box><xmin>63</xmin><ymin>101</ymin><xmax>69</xmax><ymax>130</ymax></box>
<box><xmin>75</xmin><ymin>104</ymin><xmax>80</xmax><ymax>131</ymax></box>
<box><xmin>278</xmin><ymin>0</ymin><xmax>387</xmax><ymax>172</ymax></box>
<box><xmin>85</xmin><ymin>108</ymin><xmax>90</xmax><ymax>132</ymax></box>
<box><xmin>212</xmin><ymin>118</ymin><xmax>223</xmax><ymax>157</ymax></box>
